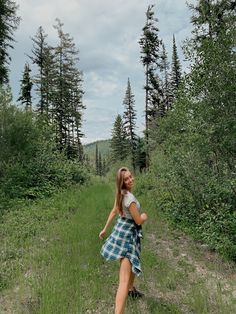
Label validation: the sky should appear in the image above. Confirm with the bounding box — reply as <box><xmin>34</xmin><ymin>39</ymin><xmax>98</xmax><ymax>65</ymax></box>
<box><xmin>10</xmin><ymin>0</ymin><xmax>195</xmax><ymax>144</ymax></box>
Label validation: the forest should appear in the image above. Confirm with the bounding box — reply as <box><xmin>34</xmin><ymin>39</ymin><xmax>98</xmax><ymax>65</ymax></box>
<box><xmin>0</xmin><ymin>0</ymin><xmax>236</xmax><ymax>313</ymax></box>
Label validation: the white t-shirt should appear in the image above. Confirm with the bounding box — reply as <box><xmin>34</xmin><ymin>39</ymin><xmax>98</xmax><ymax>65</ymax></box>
<box><xmin>121</xmin><ymin>191</ymin><xmax>141</xmax><ymax>219</ymax></box>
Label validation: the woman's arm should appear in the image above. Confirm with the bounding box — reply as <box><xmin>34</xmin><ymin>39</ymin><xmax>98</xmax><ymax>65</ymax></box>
<box><xmin>99</xmin><ymin>205</ymin><xmax>118</xmax><ymax>240</ymax></box>
<box><xmin>129</xmin><ymin>202</ymin><xmax>148</xmax><ymax>225</ymax></box>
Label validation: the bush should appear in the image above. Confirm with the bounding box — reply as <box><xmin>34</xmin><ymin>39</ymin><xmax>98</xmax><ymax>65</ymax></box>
<box><xmin>0</xmin><ymin>87</ymin><xmax>87</xmax><ymax>211</ymax></box>
<box><xmin>144</xmin><ymin>104</ymin><xmax>236</xmax><ymax>260</ymax></box>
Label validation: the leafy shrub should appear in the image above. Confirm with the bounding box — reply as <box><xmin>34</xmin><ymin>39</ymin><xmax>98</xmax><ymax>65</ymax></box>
<box><xmin>0</xmin><ymin>87</ymin><xmax>87</xmax><ymax>210</ymax></box>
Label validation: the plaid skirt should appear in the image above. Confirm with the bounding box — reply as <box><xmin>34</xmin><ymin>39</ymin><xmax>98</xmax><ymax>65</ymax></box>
<box><xmin>100</xmin><ymin>217</ymin><xmax>143</xmax><ymax>276</ymax></box>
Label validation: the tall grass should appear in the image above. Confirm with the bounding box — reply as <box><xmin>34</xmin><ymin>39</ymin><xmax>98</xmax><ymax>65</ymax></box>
<box><xmin>32</xmin><ymin>184</ymin><xmax>116</xmax><ymax>313</ymax></box>
<box><xmin>1</xmin><ymin>182</ymin><xmax>235</xmax><ymax>313</ymax></box>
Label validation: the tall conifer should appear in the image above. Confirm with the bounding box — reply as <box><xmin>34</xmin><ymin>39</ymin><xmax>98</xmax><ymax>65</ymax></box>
<box><xmin>139</xmin><ymin>4</ymin><xmax>162</xmax><ymax>166</ymax></box>
<box><xmin>159</xmin><ymin>42</ymin><xmax>173</xmax><ymax>112</ymax></box>
<box><xmin>123</xmin><ymin>78</ymin><xmax>137</xmax><ymax>170</ymax></box>
<box><xmin>30</xmin><ymin>27</ymin><xmax>51</xmax><ymax>116</ymax></box>
<box><xmin>18</xmin><ymin>63</ymin><xmax>33</xmax><ymax>111</ymax></box>
<box><xmin>98</xmin><ymin>152</ymin><xmax>102</xmax><ymax>176</ymax></box>
<box><xmin>0</xmin><ymin>0</ymin><xmax>20</xmax><ymax>85</ymax></box>
<box><xmin>95</xmin><ymin>144</ymin><xmax>99</xmax><ymax>175</ymax></box>
<box><xmin>53</xmin><ymin>19</ymin><xmax>84</xmax><ymax>158</ymax></box>
<box><xmin>111</xmin><ymin>114</ymin><xmax>127</xmax><ymax>162</ymax></box>
<box><xmin>170</xmin><ymin>35</ymin><xmax>181</xmax><ymax>99</ymax></box>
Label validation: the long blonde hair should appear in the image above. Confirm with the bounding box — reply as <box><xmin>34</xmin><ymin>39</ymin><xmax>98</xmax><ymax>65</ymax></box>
<box><xmin>115</xmin><ymin>167</ymin><xmax>129</xmax><ymax>216</ymax></box>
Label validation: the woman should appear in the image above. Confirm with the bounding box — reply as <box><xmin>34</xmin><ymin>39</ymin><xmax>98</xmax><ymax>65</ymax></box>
<box><xmin>99</xmin><ymin>167</ymin><xmax>148</xmax><ymax>314</ymax></box>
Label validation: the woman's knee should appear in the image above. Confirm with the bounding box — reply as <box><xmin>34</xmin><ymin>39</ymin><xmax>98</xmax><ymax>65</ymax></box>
<box><xmin>119</xmin><ymin>258</ymin><xmax>131</xmax><ymax>282</ymax></box>
<box><xmin>120</xmin><ymin>257</ymin><xmax>132</xmax><ymax>269</ymax></box>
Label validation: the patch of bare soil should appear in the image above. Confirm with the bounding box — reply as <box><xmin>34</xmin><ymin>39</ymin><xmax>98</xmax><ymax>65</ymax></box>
<box><xmin>141</xmin><ymin>219</ymin><xmax>236</xmax><ymax>313</ymax></box>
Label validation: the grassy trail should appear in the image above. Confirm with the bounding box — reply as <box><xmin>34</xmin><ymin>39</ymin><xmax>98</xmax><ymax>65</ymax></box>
<box><xmin>1</xmin><ymin>183</ymin><xmax>236</xmax><ymax>313</ymax></box>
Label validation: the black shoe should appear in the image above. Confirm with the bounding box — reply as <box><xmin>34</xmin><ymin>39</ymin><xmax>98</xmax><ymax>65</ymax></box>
<box><xmin>128</xmin><ymin>287</ymin><xmax>144</xmax><ymax>299</ymax></box>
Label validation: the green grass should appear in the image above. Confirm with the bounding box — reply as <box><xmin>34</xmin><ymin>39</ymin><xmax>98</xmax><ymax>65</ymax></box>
<box><xmin>1</xmin><ymin>182</ymin><xmax>236</xmax><ymax>313</ymax></box>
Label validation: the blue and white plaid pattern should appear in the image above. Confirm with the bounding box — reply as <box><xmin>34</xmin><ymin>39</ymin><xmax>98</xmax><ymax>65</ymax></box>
<box><xmin>100</xmin><ymin>217</ymin><xmax>143</xmax><ymax>276</ymax></box>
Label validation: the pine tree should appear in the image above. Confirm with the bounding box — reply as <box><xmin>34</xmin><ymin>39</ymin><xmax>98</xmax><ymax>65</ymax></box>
<box><xmin>170</xmin><ymin>35</ymin><xmax>181</xmax><ymax>99</ymax></box>
<box><xmin>148</xmin><ymin>71</ymin><xmax>163</xmax><ymax>120</ymax></box>
<box><xmin>139</xmin><ymin>4</ymin><xmax>162</xmax><ymax>166</ymax></box>
<box><xmin>0</xmin><ymin>0</ymin><xmax>20</xmax><ymax>85</ymax></box>
<box><xmin>18</xmin><ymin>63</ymin><xmax>33</xmax><ymax>111</ymax></box>
<box><xmin>69</xmin><ymin>70</ymin><xmax>84</xmax><ymax>160</ymax></box>
<box><xmin>159</xmin><ymin>42</ymin><xmax>173</xmax><ymax>112</ymax></box>
<box><xmin>102</xmin><ymin>157</ymin><xmax>106</xmax><ymax>176</ymax></box>
<box><xmin>98</xmin><ymin>152</ymin><xmax>102</xmax><ymax>176</ymax></box>
<box><xmin>95</xmin><ymin>144</ymin><xmax>99</xmax><ymax>175</ymax></box>
<box><xmin>111</xmin><ymin>114</ymin><xmax>128</xmax><ymax>162</ymax></box>
<box><xmin>123</xmin><ymin>78</ymin><xmax>137</xmax><ymax>170</ymax></box>
<box><xmin>135</xmin><ymin>137</ymin><xmax>146</xmax><ymax>173</ymax></box>
<box><xmin>42</xmin><ymin>46</ymin><xmax>57</xmax><ymax>122</ymax></box>
<box><xmin>29</xmin><ymin>21</ymin><xmax>84</xmax><ymax>160</ymax></box>
<box><xmin>53</xmin><ymin>19</ymin><xmax>84</xmax><ymax>158</ymax></box>
<box><xmin>29</xmin><ymin>27</ymin><xmax>52</xmax><ymax>116</ymax></box>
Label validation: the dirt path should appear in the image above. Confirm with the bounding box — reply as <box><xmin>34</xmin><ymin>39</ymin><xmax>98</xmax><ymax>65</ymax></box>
<box><xmin>130</xmin><ymin>213</ymin><xmax>236</xmax><ymax>314</ymax></box>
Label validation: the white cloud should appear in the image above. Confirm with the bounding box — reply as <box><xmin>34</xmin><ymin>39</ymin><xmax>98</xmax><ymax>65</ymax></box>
<box><xmin>85</xmin><ymin>72</ymin><xmax>120</xmax><ymax>98</ymax></box>
<box><xmin>87</xmin><ymin>72</ymin><xmax>118</xmax><ymax>98</ymax></box>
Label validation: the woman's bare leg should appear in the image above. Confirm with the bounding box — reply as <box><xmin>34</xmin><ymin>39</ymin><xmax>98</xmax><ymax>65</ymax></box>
<box><xmin>128</xmin><ymin>271</ymin><xmax>135</xmax><ymax>291</ymax></box>
<box><xmin>115</xmin><ymin>258</ymin><xmax>132</xmax><ymax>314</ymax></box>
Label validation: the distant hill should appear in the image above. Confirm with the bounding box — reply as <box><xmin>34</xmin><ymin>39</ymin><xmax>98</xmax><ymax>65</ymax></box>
<box><xmin>83</xmin><ymin>139</ymin><xmax>111</xmax><ymax>160</ymax></box>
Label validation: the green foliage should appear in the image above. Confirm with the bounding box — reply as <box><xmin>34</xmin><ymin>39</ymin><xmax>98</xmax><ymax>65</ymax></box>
<box><xmin>123</xmin><ymin>78</ymin><xmax>137</xmax><ymax>170</ymax></box>
<box><xmin>170</xmin><ymin>35</ymin><xmax>181</xmax><ymax>96</ymax></box>
<box><xmin>84</xmin><ymin>141</ymin><xmax>109</xmax><ymax>176</ymax></box>
<box><xmin>111</xmin><ymin>114</ymin><xmax>128</xmax><ymax>162</ymax></box>
<box><xmin>141</xmin><ymin>0</ymin><xmax>236</xmax><ymax>260</ymax></box>
<box><xmin>17</xmin><ymin>62</ymin><xmax>33</xmax><ymax>109</ymax></box>
<box><xmin>29</xmin><ymin>22</ymin><xmax>85</xmax><ymax>159</ymax></box>
<box><xmin>139</xmin><ymin>4</ymin><xmax>162</xmax><ymax>132</ymax></box>
<box><xmin>0</xmin><ymin>0</ymin><xmax>20</xmax><ymax>84</ymax></box>
<box><xmin>147</xmin><ymin>88</ymin><xmax>236</xmax><ymax>259</ymax></box>
<box><xmin>0</xmin><ymin>87</ymin><xmax>87</xmax><ymax>210</ymax></box>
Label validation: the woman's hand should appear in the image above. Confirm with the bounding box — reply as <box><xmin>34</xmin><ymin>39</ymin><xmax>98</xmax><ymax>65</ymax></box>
<box><xmin>141</xmin><ymin>213</ymin><xmax>148</xmax><ymax>222</ymax></box>
<box><xmin>99</xmin><ymin>229</ymin><xmax>106</xmax><ymax>240</ymax></box>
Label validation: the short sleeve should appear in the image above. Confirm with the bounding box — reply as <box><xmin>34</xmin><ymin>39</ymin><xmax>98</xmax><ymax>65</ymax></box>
<box><xmin>123</xmin><ymin>192</ymin><xmax>136</xmax><ymax>209</ymax></box>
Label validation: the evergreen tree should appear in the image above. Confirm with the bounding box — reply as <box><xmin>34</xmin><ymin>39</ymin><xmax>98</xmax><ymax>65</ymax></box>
<box><xmin>149</xmin><ymin>71</ymin><xmax>163</xmax><ymax>120</ymax></box>
<box><xmin>29</xmin><ymin>22</ymin><xmax>84</xmax><ymax>160</ymax></box>
<box><xmin>135</xmin><ymin>137</ymin><xmax>146</xmax><ymax>173</ymax></box>
<box><xmin>0</xmin><ymin>0</ymin><xmax>20</xmax><ymax>85</ymax></box>
<box><xmin>98</xmin><ymin>152</ymin><xmax>102</xmax><ymax>176</ymax></box>
<box><xmin>102</xmin><ymin>157</ymin><xmax>106</xmax><ymax>176</ymax></box>
<box><xmin>139</xmin><ymin>4</ymin><xmax>162</xmax><ymax>166</ymax></box>
<box><xmin>159</xmin><ymin>42</ymin><xmax>173</xmax><ymax>112</ymax></box>
<box><xmin>42</xmin><ymin>46</ymin><xmax>57</xmax><ymax>122</ymax></box>
<box><xmin>123</xmin><ymin>78</ymin><xmax>137</xmax><ymax>170</ymax></box>
<box><xmin>18</xmin><ymin>63</ymin><xmax>33</xmax><ymax>111</ymax></box>
<box><xmin>29</xmin><ymin>26</ymin><xmax>52</xmax><ymax>116</ymax></box>
<box><xmin>111</xmin><ymin>114</ymin><xmax>128</xmax><ymax>162</ymax></box>
<box><xmin>53</xmin><ymin>19</ymin><xmax>84</xmax><ymax>158</ymax></box>
<box><xmin>170</xmin><ymin>35</ymin><xmax>182</xmax><ymax>99</ymax></box>
<box><xmin>95</xmin><ymin>144</ymin><xmax>99</xmax><ymax>175</ymax></box>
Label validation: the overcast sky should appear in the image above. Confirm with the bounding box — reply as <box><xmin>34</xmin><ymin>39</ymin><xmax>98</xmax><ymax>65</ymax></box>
<box><xmin>10</xmin><ymin>0</ymin><xmax>195</xmax><ymax>144</ymax></box>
